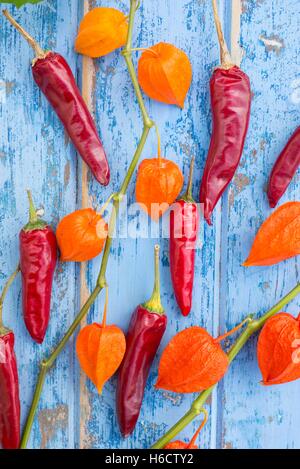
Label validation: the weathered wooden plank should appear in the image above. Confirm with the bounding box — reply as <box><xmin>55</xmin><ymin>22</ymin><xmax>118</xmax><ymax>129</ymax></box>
<box><xmin>0</xmin><ymin>0</ymin><xmax>79</xmax><ymax>449</ymax></box>
<box><xmin>78</xmin><ymin>0</ymin><xmax>223</xmax><ymax>449</ymax></box>
<box><xmin>220</xmin><ymin>0</ymin><xmax>300</xmax><ymax>449</ymax></box>
<box><xmin>1</xmin><ymin>0</ymin><xmax>299</xmax><ymax>450</ymax></box>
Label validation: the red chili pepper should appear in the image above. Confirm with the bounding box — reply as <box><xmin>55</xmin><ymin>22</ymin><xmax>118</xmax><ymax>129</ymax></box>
<box><xmin>3</xmin><ymin>11</ymin><xmax>110</xmax><ymax>186</ymax></box>
<box><xmin>117</xmin><ymin>245</ymin><xmax>167</xmax><ymax>437</ymax></box>
<box><xmin>199</xmin><ymin>0</ymin><xmax>251</xmax><ymax>225</ymax></box>
<box><xmin>20</xmin><ymin>191</ymin><xmax>57</xmax><ymax>344</ymax></box>
<box><xmin>170</xmin><ymin>157</ymin><xmax>199</xmax><ymax>316</ymax></box>
<box><xmin>0</xmin><ymin>267</ymin><xmax>21</xmax><ymax>449</ymax></box>
<box><xmin>267</xmin><ymin>126</ymin><xmax>300</xmax><ymax>208</ymax></box>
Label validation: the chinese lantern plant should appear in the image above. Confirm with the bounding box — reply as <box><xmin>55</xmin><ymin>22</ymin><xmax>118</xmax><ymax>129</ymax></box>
<box><xmin>258</xmin><ymin>313</ymin><xmax>300</xmax><ymax>385</ymax></box>
<box><xmin>136</xmin><ymin>133</ymin><xmax>184</xmax><ymax>221</ymax></box>
<box><xmin>244</xmin><ymin>202</ymin><xmax>300</xmax><ymax>266</ymax></box>
<box><xmin>75</xmin><ymin>7</ymin><xmax>128</xmax><ymax>58</ymax></box>
<box><xmin>156</xmin><ymin>319</ymin><xmax>250</xmax><ymax>393</ymax></box>
<box><xmin>138</xmin><ymin>42</ymin><xmax>192</xmax><ymax>108</ymax></box>
<box><xmin>56</xmin><ymin>207</ymin><xmax>108</xmax><ymax>262</ymax></box>
<box><xmin>76</xmin><ymin>287</ymin><xmax>126</xmax><ymax>394</ymax></box>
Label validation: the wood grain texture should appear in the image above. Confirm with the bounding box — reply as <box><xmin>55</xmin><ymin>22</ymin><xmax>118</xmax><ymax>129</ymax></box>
<box><xmin>0</xmin><ymin>0</ymin><xmax>299</xmax><ymax>449</ymax></box>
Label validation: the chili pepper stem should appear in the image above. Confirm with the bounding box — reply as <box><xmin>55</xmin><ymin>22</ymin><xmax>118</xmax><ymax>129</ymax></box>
<box><xmin>0</xmin><ymin>265</ymin><xmax>20</xmax><ymax>332</ymax></box>
<box><xmin>182</xmin><ymin>156</ymin><xmax>195</xmax><ymax>203</ymax></box>
<box><xmin>24</xmin><ymin>190</ymin><xmax>47</xmax><ymax>232</ymax></box>
<box><xmin>2</xmin><ymin>10</ymin><xmax>45</xmax><ymax>60</ymax></box>
<box><xmin>151</xmin><ymin>282</ymin><xmax>300</xmax><ymax>448</ymax></box>
<box><xmin>143</xmin><ymin>245</ymin><xmax>164</xmax><ymax>315</ymax></box>
<box><xmin>27</xmin><ymin>190</ymin><xmax>38</xmax><ymax>224</ymax></box>
<box><xmin>211</xmin><ymin>0</ymin><xmax>234</xmax><ymax>69</ymax></box>
<box><xmin>20</xmin><ymin>0</ymin><xmax>155</xmax><ymax>447</ymax></box>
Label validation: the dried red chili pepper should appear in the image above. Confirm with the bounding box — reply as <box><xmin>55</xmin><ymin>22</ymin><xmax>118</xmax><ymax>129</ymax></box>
<box><xmin>170</xmin><ymin>157</ymin><xmax>199</xmax><ymax>316</ymax></box>
<box><xmin>267</xmin><ymin>127</ymin><xmax>300</xmax><ymax>208</ymax></box>
<box><xmin>3</xmin><ymin>10</ymin><xmax>110</xmax><ymax>186</ymax></box>
<box><xmin>0</xmin><ymin>266</ymin><xmax>21</xmax><ymax>449</ymax></box>
<box><xmin>117</xmin><ymin>245</ymin><xmax>167</xmax><ymax>437</ymax></box>
<box><xmin>20</xmin><ymin>191</ymin><xmax>57</xmax><ymax>344</ymax></box>
<box><xmin>199</xmin><ymin>0</ymin><xmax>251</xmax><ymax>225</ymax></box>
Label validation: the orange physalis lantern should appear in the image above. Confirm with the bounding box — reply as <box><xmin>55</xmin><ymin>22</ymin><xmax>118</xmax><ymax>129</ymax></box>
<box><xmin>56</xmin><ymin>208</ymin><xmax>108</xmax><ymax>262</ymax></box>
<box><xmin>243</xmin><ymin>202</ymin><xmax>300</xmax><ymax>267</ymax></box>
<box><xmin>138</xmin><ymin>42</ymin><xmax>192</xmax><ymax>108</ymax></box>
<box><xmin>156</xmin><ymin>320</ymin><xmax>249</xmax><ymax>393</ymax></box>
<box><xmin>257</xmin><ymin>313</ymin><xmax>300</xmax><ymax>386</ymax></box>
<box><xmin>76</xmin><ymin>288</ymin><xmax>126</xmax><ymax>394</ymax></box>
<box><xmin>75</xmin><ymin>7</ymin><xmax>128</xmax><ymax>58</ymax></box>
<box><xmin>136</xmin><ymin>157</ymin><xmax>184</xmax><ymax>221</ymax></box>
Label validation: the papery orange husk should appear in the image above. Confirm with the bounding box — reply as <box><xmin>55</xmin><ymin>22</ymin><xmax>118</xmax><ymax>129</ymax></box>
<box><xmin>138</xmin><ymin>42</ymin><xmax>192</xmax><ymax>108</ymax></box>
<box><xmin>164</xmin><ymin>441</ymin><xmax>198</xmax><ymax>449</ymax></box>
<box><xmin>56</xmin><ymin>208</ymin><xmax>108</xmax><ymax>262</ymax></box>
<box><xmin>164</xmin><ymin>410</ymin><xmax>208</xmax><ymax>449</ymax></box>
<box><xmin>136</xmin><ymin>158</ymin><xmax>184</xmax><ymax>221</ymax></box>
<box><xmin>156</xmin><ymin>326</ymin><xmax>229</xmax><ymax>393</ymax></box>
<box><xmin>75</xmin><ymin>7</ymin><xmax>128</xmax><ymax>58</ymax></box>
<box><xmin>257</xmin><ymin>313</ymin><xmax>300</xmax><ymax>385</ymax></box>
<box><xmin>243</xmin><ymin>202</ymin><xmax>300</xmax><ymax>266</ymax></box>
<box><xmin>76</xmin><ymin>323</ymin><xmax>126</xmax><ymax>394</ymax></box>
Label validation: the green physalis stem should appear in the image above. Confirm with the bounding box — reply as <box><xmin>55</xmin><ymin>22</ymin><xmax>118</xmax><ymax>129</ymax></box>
<box><xmin>2</xmin><ymin>0</ymin><xmax>43</xmax><ymax>7</ymax></box>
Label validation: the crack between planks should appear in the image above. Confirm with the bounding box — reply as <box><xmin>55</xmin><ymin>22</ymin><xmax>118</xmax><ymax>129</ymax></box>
<box><xmin>78</xmin><ymin>0</ymin><xmax>95</xmax><ymax>450</ymax></box>
<box><xmin>214</xmin><ymin>0</ymin><xmax>243</xmax><ymax>451</ymax></box>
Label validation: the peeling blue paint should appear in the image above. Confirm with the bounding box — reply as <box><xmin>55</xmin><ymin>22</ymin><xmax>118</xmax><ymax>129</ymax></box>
<box><xmin>0</xmin><ymin>0</ymin><xmax>300</xmax><ymax>450</ymax></box>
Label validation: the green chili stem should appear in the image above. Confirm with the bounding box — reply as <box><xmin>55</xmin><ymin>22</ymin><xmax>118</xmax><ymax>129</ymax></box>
<box><xmin>143</xmin><ymin>245</ymin><xmax>164</xmax><ymax>314</ymax></box>
<box><xmin>0</xmin><ymin>265</ymin><xmax>20</xmax><ymax>330</ymax></box>
<box><xmin>182</xmin><ymin>156</ymin><xmax>195</xmax><ymax>203</ymax></box>
<box><xmin>20</xmin><ymin>0</ymin><xmax>154</xmax><ymax>448</ymax></box>
<box><xmin>27</xmin><ymin>190</ymin><xmax>38</xmax><ymax>224</ymax></box>
<box><xmin>151</xmin><ymin>282</ymin><xmax>300</xmax><ymax>449</ymax></box>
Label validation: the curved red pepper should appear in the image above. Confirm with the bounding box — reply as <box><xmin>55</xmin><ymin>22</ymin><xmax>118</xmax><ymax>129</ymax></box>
<box><xmin>170</xmin><ymin>158</ymin><xmax>199</xmax><ymax>316</ymax></box>
<box><xmin>20</xmin><ymin>192</ymin><xmax>57</xmax><ymax>344</ymax></box>
<box><xmin>117</xmin><ymin>246</ymin><xmax>167</xmax><ymax>437</ymax></box>
<box><xmin>199</xmin><ymin>0</ymin><xmax>251</xmax><ymax>225</ymax></box>
<box><xmin>4</xmin><ymin>11</ymin><xmax>110</xmax><ymax>186</ymax></box>
<box><xmin>200</xmin><ymin>66</ymin><xmax>251</xmax><ymax>225</ymax></box>
<box><xmin>267</xmin><ymin>126</ymin><xmax>300</xmax><ymax>208</ymax></box>
<box><xmin>32</xmin><ymin>53</ymin><xmax>110</xmax><ymax>186</ymax></box>
<box><xmin>0</xmin><ymin>331</ymin><xmax>20</xmax><ymax>449</ymax></box>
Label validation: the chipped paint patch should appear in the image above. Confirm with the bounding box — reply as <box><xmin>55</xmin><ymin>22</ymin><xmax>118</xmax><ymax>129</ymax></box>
<box><xmin>229</xmin><ymin>173</ymin><xmax>250</xmax><ymax>206</ymax></box>
<box><xmin>224</xmin><ymin>441</ymin><xmax>233</xmax><ymax>449</ymax></box>
<box><xmin>64</xmin><ymin>161</ymin><xmax>70</xmax><ymax>188</ymax></box>
<box><xmin>234</xmin><ymin>174</ymin><xmax>250</xmax><ymax>193</ymax></box>
<box><xmin>38</xmin><ymin>404</ymin><xmax>68</xmax><ymax>449</ymax></box>
<box><xmin>162</xmin><ymin>392</ymin><xmax>183</xmax><ymax>406</ymax></box>
<box><xmin>259</xmin><ymin>34</ymin><xmax>285</xmax><ymax>55</ymax></box>
<box><xmin>241</xmin><ymin>0</ymin><xmax>265</xmax><ymax>15</ymax></box>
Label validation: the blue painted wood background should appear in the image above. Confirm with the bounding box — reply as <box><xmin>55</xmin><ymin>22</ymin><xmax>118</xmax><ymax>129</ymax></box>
<box><xmin>0</xmin><ymin>0</ymin><xmax>300</xmax><ymax>449</ymax></box>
